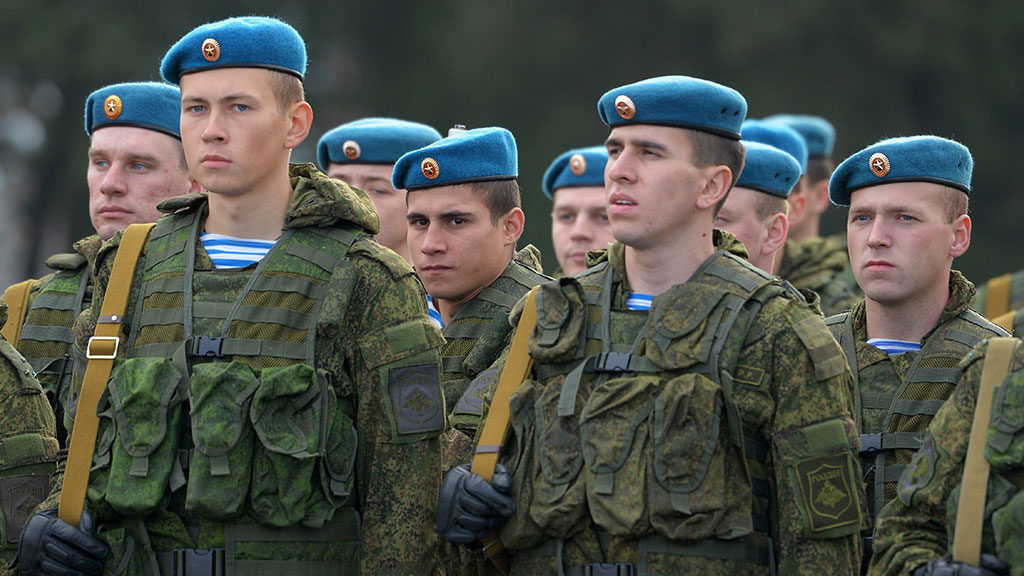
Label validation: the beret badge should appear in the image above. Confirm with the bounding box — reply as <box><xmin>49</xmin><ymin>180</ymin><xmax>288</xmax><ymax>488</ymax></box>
<box><xmin>614</xmin><ymin>95</ymin><xmax>636</xmax><ymax>120</ymax></box>
<box><xmin>869</xmin><ymin>152</ymin><xmax>890</xmax><ymax>178</ymax></box>
<box><xmin>421</xmin><ymin>157</ymin><xmax>439</xmax><ymax>180</ymax></box>
<box><xmin>103</xmin><ymin>95</ymin><xmax>122</xmax><ymax>120</ymax></box>
<box><xmin>569</xmin><ymin>153</ymin><xmax>587</xmax><ymax>176</ymax></box>
<box><xmin>202</xmin><ymin>38</ymin><xmax>220</xmax><ymax>62</ymax></box>
<box><xmin>343</xmin><ymin>140</ymin><xmax>361</xmax><ymax>160</ymax></box>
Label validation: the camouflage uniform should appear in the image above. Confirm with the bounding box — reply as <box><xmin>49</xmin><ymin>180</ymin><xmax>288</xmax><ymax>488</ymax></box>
<box><xmin>473</xmin><ymin>236</ymin><xmax>864</xmax><ymax>575</ymax></box>
<box><xmin>46</xmin><ymin>164</ymin><xmax>444</xmax><ymax>575</ymax></box>
<box><xmin>7</xmin><ymin>235</ymin><xmax>102</xmax><ymax>447</ymax></box>
<box><xmin>0</xmin><ymin>304</ymin><xmax>60</xmax><ymax>566</ymax></box>
<box><xmin>868</xmin><ymin>338</ymin><xmax>1024</xmax><ymax>575</ymax></box>
<box><xmin>826</xmin><ymin>271</ymin><xmax>1008</xmax><ymax>531</ymax></box>
<box><xmin>778</xmin><ymin>233</ymin><xmax>861</xmax><ymax>316</ymax></box>
<box><xmin>972</xmin><ymin>269</ymin><xmax>1024</xmax><ymax>321</ymax></box>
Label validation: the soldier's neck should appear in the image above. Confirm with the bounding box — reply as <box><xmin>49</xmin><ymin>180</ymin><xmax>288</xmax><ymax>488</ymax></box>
<box><xmin>623</xmin><ymin>231</ymin><xmax>715</xmax><ymax>297</ymax></box>
<box><xmin>864</xmin><ymin>285</ymin><xmax>951</xmax><ymax>343</ymax></box>
<box><xmin>204</xmin><ymin>175</ymin><xmax>292</xmax><ymax>240</ymax></box>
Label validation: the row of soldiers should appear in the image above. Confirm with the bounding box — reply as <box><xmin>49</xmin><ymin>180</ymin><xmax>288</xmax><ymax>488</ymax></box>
<box><xmin>0</xmin><ymin>14</ymin><xmax>1020</xmax><ymax>576</ymax></box>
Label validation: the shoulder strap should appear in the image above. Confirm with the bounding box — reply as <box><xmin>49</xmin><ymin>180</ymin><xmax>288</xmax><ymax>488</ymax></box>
<box><xmin>992</xmin><ymin>310</ymin><xmax>1016</xmax><ymax>335</ymax></box>
<box><xmin>952</xmin><ymin>336</ymin><xmax>1019</xmax><ymax>565</ymax></box>
<box><xmin>2</xmin><ymin>279</ymin><xmax>36</xmax><ymax>345</ymax></box>
<box><xmin>58</xmin><ymin>223</ymin><xmax>154</xmax><ymax>527</ymax></box>
<box><xmin>470</xmin><ymin>286</ymin><xmax>538</xmax><ymax>575</ymax></box>
<box><xmin>984</xmin><ymin>274</ymin><xmax>1012</xmax><ymax>320</ymax></box>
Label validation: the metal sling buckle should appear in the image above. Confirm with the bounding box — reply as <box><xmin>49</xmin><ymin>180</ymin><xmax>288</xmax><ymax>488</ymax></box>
<box><xmin>86</xmin><ymin>336</ymin><xmax>119</xmax><ymax>360</ymax></box>
<box><xmin>171</xmin><ymin>547</ymin><xmax>225</xmax><ymax>576</ymax></box>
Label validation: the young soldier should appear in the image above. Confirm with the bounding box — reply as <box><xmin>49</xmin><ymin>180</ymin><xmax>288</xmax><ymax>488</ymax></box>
<box><xmin>824</xmin><ymin>136</ymin><xmax>1008</xmax><ymax>570</ymax></box>
<box><xmin>542</xmin><ymin>146</ymin><xmax>614</xmax><ymax>277</ymax></box>
<box><xmin>317</xmin><ymin>117</ymin><xmax>442</xmax><ymax>264</ymax></box>
<box><xmin>2</xmin><ymin>81</ymin><xmax>199</xmax><ymax>447</ymax></box>
<box><xmin>764</xmin><ymin>114</ymin><xmax>837</xmax><ymax>244</ymax></box>
<box><xmin>437</xmin><ymin>76</ymin><xmax>864</xmax><ymax>575</ymax></box>
<box><xmin>14</xmin><ymin>16</ymin><xmax>444</xmax><ymax>575</ymax></box>
<box><xmin>714</xmin><ymin>140</ymin><xmax>801</xmax><ymax>273</ymax></box>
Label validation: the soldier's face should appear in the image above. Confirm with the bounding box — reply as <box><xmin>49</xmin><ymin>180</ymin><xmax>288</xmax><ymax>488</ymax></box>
<box><xmin>407</xmin><ymin>183</ymin><xmax>522</xmax><ymax>310</ymax></box>
<box><xmin>550</xmin><ymin>186</ymin><xmax>613</xmax><ymax>276</ymax></box>
<box><xmin>87</xmin><ymin>126</ymin><xmax>195</xmax><ymax>241</ymax></box>
<box><xmin>847</xmin><ymin>182</ymin><xmax>971</xmax><ymax>308</ymax></box>
<box><xmin>715</xmin><ymin>187</ymin><xmax>785</xmax><ymax>273</ymax></box>
<box><xmin>328</xmin><ymin>163</ymin><xmax>408</xmax><ymax>261</ymax></box>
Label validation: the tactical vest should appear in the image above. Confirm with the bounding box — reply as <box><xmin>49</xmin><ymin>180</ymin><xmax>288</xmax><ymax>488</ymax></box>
<box><xmin>502</xmin><ymin>251</ymin><xmax>800</xmax><ymax>576</ymax></box>
<box><xmin>827</xmin><ymin>308</ymin><xmax>1008</xmax><ymax>520</ymax></box>
<box><xmin>16</xmin><ymin>249</ymin><xmax>93</xmax><ymax>444</ymax></box>
<box><xmin>443</xmin><ymin>254</ymin><xmax>549</xmax><ymax>432</ymax></box>
<box><xmin>86</xmin><ymin>205</ymin><xmax>364</xmax><ymax>575</ymax></box>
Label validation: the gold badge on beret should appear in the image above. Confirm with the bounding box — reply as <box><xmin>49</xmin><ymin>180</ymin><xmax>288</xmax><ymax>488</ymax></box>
<box><xmin>421</xmin><ymin>158</ymin><xmax>439</xmax><ymax>180</ymax></box>
<box><xmin>103</xmin><ymin>95</ymin><xmax>123</xmax><ymax>120</ymax></box>
<box><xmin>343</xmin><ymin>140</ymin><xmax>361</xmax><ymax>160</ymax></box>
<box><xmin>614</xmin><ymin>95</ymin><xmax>636</xmax><ymax>120</ymax></box>
<box><xmin>202</xmin><ymin>38</ymin><xmax>221</xmax><ymax>62</ymax></box>
<box><xmin>869</xmin><ymin>153</ymin><xmax>890</xmax><ymax>178</ymax></box>
<box><xmin>569</xmin><ymin>153</ymin><xmax>587</xmax><ymax>176</ymax></box>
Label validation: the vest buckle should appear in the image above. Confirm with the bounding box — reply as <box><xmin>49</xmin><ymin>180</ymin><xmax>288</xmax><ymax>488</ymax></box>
<box><xmin>859</xmin><ymin>433</ymin><xmax>883</xmax><ymax>454</ymax></box>
<box><xmin>193</xmin><ymin>336</ymin><xmax>224</xmax><ymax>358</ymax></box>
<box><xmin>170</xmin><ymin>547</ymin><xmax>225</xmax><ymax>576</ymax></box>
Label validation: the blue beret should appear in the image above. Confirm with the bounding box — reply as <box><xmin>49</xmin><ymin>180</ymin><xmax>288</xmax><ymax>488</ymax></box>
<box><xmin>741</xmin><ymin>120</ymin><xmax>808</xmax><ymax>174</ymax></box>
<box><xmin>392</xmin><ymin>127</ymin><xmax>517</xmax><ymax>191</ymax></box>
<box><xmin>597</xmin><ymin>76</ymin><xmax>747</xmax><ymax>140</ymax></box>
<box><xmin>84</xmin><ymin>82</ymin><xmax>181</xmax><ymax>139</ymax></box>
<box><xmin>735</xmin><ymin>141</ymin><xmax>802</xmax><ymax>199</ymax></box>
<box><xmin>829</xmin><ymin>135</ymin><xmax>973</xmax><ymax>206</ymax></box>
<box><xmin>763</xmin><ymin>114</ymin><xmax>836</xmax><ymax>157</ymax></box>
<box><xmin>541</xmin><ymin>146</ymin><xmax>608</xmax><ymax>199</ymax></box>
<box><xmin>160</xmin><ymin>16</ymin><xmax>306</xmax><ymax>84</ymax></box>
<box><xmin>316</xmin><ymin>118</ymin><xmax>442</xmax><ymax>170</ymax></box>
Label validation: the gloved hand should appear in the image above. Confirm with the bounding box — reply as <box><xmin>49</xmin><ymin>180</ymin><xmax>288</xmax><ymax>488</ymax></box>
<box><xmin>436</xmin><ymin>463</ymin><xmax>516</xmax><ymax>545</ymax></box>
<box><xmin>15</xmin><ymin>508</ymin><xmax>108</xmax><ymax>575</ymax></box>
<box><xmin>912</xmin><ymin>554</ymin><xmax>1009</xmax><ymax>576</ymax></box>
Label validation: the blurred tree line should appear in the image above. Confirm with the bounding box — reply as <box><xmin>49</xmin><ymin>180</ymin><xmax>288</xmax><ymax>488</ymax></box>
<box><xmin>1</xmin><ymin>0</ymin><xmax>1022</xmax><ymax>288</ymax></box>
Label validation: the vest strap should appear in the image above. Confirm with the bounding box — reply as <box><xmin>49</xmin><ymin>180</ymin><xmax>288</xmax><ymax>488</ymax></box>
<box><xmin>1</xmin><ymin>279</ymin><xmax>34</xmax><ymax>344</ymax></box>
<box><xmin>984</xmin><ymin>274</ymin><xmax>1012</xmax><ymax>319</ymax></box>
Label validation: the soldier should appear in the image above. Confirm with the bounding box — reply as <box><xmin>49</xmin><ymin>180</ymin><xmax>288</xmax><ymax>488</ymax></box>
<box><xmin>316</xmin><ymin>117</ymin><xmax>442</xmax><ymax>265</ymax></box>
<box><xmin>971</xmin><ymin>270</ymin><xmax>1024</xmax><ymax>330</ymax></box>
<box><xmin>868</xmin><ymin>338</ymin><xmax>1024</xmax><ymax>576</ymax></box>
<box><xmin>0</xmin><ymin>303</ymin><xmax>60</xmax><ymax>566</ymax></box>
<box><xmin>436</xmin><ymin>75</ymin><xmax>864</xmax><ymax>575</ymax></box>
<box><xmin>1</xmin><ymin>81</ymin><xmax>199</xmax><ymax>448</ymax></box>
<box><xmin>541</xmin><ymin>146</ymin><xmax>614</xmax><ymax>277</ymax></box>
<box><xmin>824</xmin><ymin>136</ymin><xmax>1008</xmax><ymax>571</ymax></box>
<box><xmin>764</xmin><ymin>114</ymin><xmax>837</xmax><ymax>244</ymax></box>
<box><xmin>714</xmin><ymin>140</ymin><xmax>801</xmax><ymax>274</ymax></box>
<box><xmin>14</xmin><ymin>16</ymin><xmax>444</xmax><ymax>575</ymax></box>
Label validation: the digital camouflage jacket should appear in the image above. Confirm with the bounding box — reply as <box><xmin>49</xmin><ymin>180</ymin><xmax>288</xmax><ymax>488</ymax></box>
<box><xmin>778</xmin><ymin>234</ymin><xmax>860</xmax><ymax>317</ymax></box>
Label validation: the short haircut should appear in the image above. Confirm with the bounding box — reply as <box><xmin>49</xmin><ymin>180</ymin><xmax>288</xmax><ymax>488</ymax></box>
<box><xmin>805</xmin><ymin>156</ymin><xmax>835</xmax><ymax>186</ymax></box>
<box><xmin>269</xmin><ymin>70</ymin><xmax>305</xmax><ymax>112</ymax></box>
<box><xmin>686</xmin><ymin>129</ymin><xmax>746</xmax><ymax>215</ymax></box>
<box><xmin>471</xmin><ymin>179</ymin><xmax>521</xmax><ymax>223</ymax></box>
<box><xmin>754</xmin><ymin>193</ymin><xmax>790</xmax><ymax>223</ymax></box>
<box><xmin>943</xmin><ymin>187</ymin><xmax>969</xmax><ymax>223</ymax></box>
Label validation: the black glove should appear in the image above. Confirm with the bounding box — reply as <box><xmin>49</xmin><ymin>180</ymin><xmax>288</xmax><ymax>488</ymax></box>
<box><xmin>15</xmin><ymin>508</ymin><xmax>108</xmax><ymax>575</ymax></box>
<box><xmin>436</xmin><ymin>463</ymin><xmax>516</xmax><ymax>545</ymax></box>
<box><xmin>912</xmin><ymin>554</ymin><xmax>1009</xmax><ymax>576</ymax></box>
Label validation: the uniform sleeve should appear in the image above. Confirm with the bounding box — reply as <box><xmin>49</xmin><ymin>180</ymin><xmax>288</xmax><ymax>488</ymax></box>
<box><xmin>742</xmin><ymin>298</ymin><xmax>864</xmax><ymax>575</ymax></box>
<box><xmin>867</xmin><ymin>346</ymin><xmax>984</xmax><ymax>576</ymax></box>
<box><xmin>334</xmin><ymin>250</ymin><xmax>444</xmax><ymax>576</ymax></box>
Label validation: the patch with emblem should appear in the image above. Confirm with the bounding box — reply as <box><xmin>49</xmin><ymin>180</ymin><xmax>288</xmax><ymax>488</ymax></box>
<box><xmin>343</xmin><ymin>140</ymin><xmax>360</xmax><ymax>160</ymax></box>
<box><xmin>869</xmin><ymin>152</ymin><xmax>890</xmax><ymax>178</ymax></box>
<box><xmin>421</xmin><ymin>157</ymin><xmax>439</xmax><ymax>180</ymax></box>
<box><xmin>1</xmin><ymin>474</ymin><xmax>50</xmax><ymax>540</ymax></box>
<box><xmin>796</xmin><ymin>453</ymin><xmax>859</xmax><ymax>532</ymax></box>
<box><xmin>390</xmin><ymin>363</ymin><xmax>444</xmax><ymax>435</ymax></box>
<box><xmin>104</xmin><ymin>95</ymin><xmax>123</xmax><ymax>120</ymax></box>
<box><xmin>898</xmin><ymin>434</ymin><xmax>938</xmax><ymax>506</ymax></box>
<box><xmin>453</xmin><ymin>369</ymin><xmax>495</xmax><ymax>417</ymax></box>
<box><xmin>202</xmin><ymin>38</ymin><xmax>220</xmax><ymax>62</ymax></box>
<box><xmin>734</xmin><ymin>364</ymin><xmax>765</xmax><ymax>387</ymax></box>
<box><xmin>614</xmin><ymin>95</ymin><xmax>636</xmax><ymax>120</ymax></box>
<box><xmin>569</xmin><ymin>153</ymin><xmax>587</xmax><ymax>176</ymax></box>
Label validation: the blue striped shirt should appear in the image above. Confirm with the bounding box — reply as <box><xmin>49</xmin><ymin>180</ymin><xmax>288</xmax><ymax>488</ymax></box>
<box><xmin>427</xmin><ymin>295</ymin><xmax>444</xmax><ymax>329</ymax></box>
<box><xmin>200</xmin><ymin>233</ymin><xmax>276</xmax><ymax>269</ymax></box>
<box><xmin>867</xmin><ymin>338</ymin><xmax>922</xmax><ymax>356</ymax></box>
<box><xmin>626</xmin><ymin>293</ymin><xmax>653</xmax><ymax>311</ymax></box>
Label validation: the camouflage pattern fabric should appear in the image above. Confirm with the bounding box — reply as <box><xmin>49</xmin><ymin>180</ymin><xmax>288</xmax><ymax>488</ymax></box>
<box><xmin>45</xmin><ymin>164</ymin><xmax>444</xmax><ymax>575</ymax></box>
<box><xmin>868</xmin><ymin>339</ymin><xmax>1024</xmax><ymax>576</ymax></box>
<box><xmin>973</xmin><ymin>268</ymin><xmax>1024</xmax><ymax>320</ymax></box>
<box><xmin>470</xmin><ymin>236</ymin><xmax>865</xmax><ymax>575</ymax></box>
<box><xmin>778</xmin><ymin>233</ymin><xmax>861</xmax><ymax>316</ymax></box>
<box><xmin>0</xmin><ymin>303</ymin><xmax>60</xmax><ymax>565</ymax></box>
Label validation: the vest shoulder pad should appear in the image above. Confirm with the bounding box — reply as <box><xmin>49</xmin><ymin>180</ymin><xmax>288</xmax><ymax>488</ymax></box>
<box><xmin>0</xmin><ymin>340</ymin><xmax>43</xmax><ymax>393</ymax></box>
<box><xmin>349</xmin><ymin>236</ymin><xmax>415</xmax><ymax>280</ymax></box>
<box><xmin>44</xmin><ymin>252</ymin><xmax>87</xmax><ymax>271</ymax></box>
<box><xmin>157</xmin><ymin>192</ymin><xmax>207</xmax><ymax>214</ymax></box>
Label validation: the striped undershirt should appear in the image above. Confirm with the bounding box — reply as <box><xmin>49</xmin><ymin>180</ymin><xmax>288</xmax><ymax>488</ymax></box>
<box><xmin>867</xmin><ymin>338</ymin><xmax>922</xmax><ymax>356</ymax></box>
<box><xmin>200</xmin><ymin>233</ymin><xmax>276</xmax><ymax>269</ymax></box>
<box><xmin>426</xmin><ymin>295</ymin><xmax>444</xmax><ymax>329</ymax></box>
<box><xmin>625</xmin><ymin>293</ymin><xmax>653</xmax><ymax>311</ymax></box>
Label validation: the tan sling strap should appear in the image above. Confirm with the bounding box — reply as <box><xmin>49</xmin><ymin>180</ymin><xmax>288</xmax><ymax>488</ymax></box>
<box><xmin>59</xmin><ymin>223</ymin><xmax>154</xmax><ymax>526</ymax></box>
<box><xmin>470</xmin><ymin>286</ymin><xmax>539</xmax><ymax>575</ymax></box>
<box><xmin>985</xmin><ymin>274</ymin><xmax>1013</xmax><ymax>320</ymax></box>
<box><xmin>1</xmin><ymin>279</ymin><xmax>35</xmax><ymax>345</ymax></box>
<box><xmin>952</xmin><ymin>336</ymin><xmax>1019</xmax><ymax>565</ymax></box>
<box><xmin>992</xmin><ymin>310</ymin><xmax>1016</xmax><ymax>335</ymax></box>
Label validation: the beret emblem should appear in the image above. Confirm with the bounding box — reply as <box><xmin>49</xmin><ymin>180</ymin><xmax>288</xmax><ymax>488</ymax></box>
<box><xmin>614</xmin><ymin>95</ymin><xmax>636</xmax><ymax>120</ymax></box>
<box><xmin>869</xmin><ymin>153</ymin><xmax>890</xmax><ymax>178</ymax></box>
<box><xmin>103</xmin><ymin>95</ymin><xmax>122</xmax><ymax>120</ymax></box>
<box><xmin>569</xmin><ymin>153</ymin><xmax>587</xmax><ymax>176</ymax></box>
<box><xmin>421</xmin><ymin>158</ymin><xmax>439</xmax><ymax>180</ymax></box>
<box><xmin>202</xmin><ymin>38</ymin><xmax>220</xmax><ymax>62</ymax></box>
<box><xmin>343</xmin><ymin>140</ymin><xmax>361</xmax><ymax>160</ymax></box>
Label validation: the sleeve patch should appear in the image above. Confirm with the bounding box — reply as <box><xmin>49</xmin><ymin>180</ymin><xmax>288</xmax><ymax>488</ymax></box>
<box><xmin>795</xmin><ymin>453</ymin><xmax>860</xmax><ymax>533</ymax></box>
<box><xmin>734</xmin><ymin>365</ymin><xmax>765</xmax><ymax>387</ymax></box>
<box><xmin>898</xmin><ymin>434</ymin><xmax>938</xmax><ymax>506</ymax></box>
<box><xmin>389</xmin><ymin>363</ymin><xmax>444</xmax><ymax>436</ymax></box>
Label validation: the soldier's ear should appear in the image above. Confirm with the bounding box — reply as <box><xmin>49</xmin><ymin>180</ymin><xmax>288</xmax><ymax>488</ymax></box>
<box><xmin>695</xmin><ymin>165</ymin><xmax>732</xmax><ymax>211</ymax></box>
<box><xmin>501</xmin><ymin>207</ymin><xmax>525</xmax><ymax>246</ymax></box>
<box><xmin>949</xmin><ymin>213</ymin><xmax>971</xmax><ymax>258</ymax></box>
<box><xmin>284</xmin><ymin>101</ymin><xmax>313</xmax><ymax>150</ymax></box>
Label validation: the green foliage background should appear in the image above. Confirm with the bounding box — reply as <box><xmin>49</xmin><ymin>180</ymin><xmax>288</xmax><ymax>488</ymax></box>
<box><xmin>2</xmin><ymin>1</ymin><xmax>1022</xmax><ymax>283</ymax></box>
